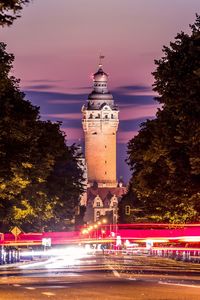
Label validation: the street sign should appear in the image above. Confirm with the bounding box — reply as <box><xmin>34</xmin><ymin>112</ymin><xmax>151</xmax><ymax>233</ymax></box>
<box><xmin>11</xmin><ymin>226</ymin><xmax>21</xmax><ymax>237</ymax></box>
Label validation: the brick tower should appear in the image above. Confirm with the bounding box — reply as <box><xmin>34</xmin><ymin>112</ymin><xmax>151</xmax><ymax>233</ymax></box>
<box><xmin>82</xmin><ymin>60</ymin><xmax>119</xmax><ymax>188</ymax></box>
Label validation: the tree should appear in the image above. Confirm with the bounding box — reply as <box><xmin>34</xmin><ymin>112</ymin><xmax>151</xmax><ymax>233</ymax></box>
<box><xmin>0</xmin><ymin>42</ymin><xmax>84</xmax><ymax>232</ymax></box>
<box><xmin>127</xmin><ymin>15</ymin><xmax>200</xmax><ymax>223</ymax></box>
<box><xmin>0</xmin><ymin>0</ymin><xmax>30</xmax><ymax>26</ymax></box>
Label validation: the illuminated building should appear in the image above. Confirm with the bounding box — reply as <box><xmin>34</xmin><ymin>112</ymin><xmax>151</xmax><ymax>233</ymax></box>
<box><xmin>82</xmin><ymin>58</ymin><xmax>126</xmax><ymax>224</ymax></box>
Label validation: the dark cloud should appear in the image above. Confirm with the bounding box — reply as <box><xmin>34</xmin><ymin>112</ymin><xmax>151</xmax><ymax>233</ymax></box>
<box><xmin>45</xmin><ymin>118</ymin><xmax>81</xmax><ymax>129</ymax></box>
<box><xmin>24</xmin><ymin>90</ymin><xmax>86</xmax><ymax>114</ymax></box>
<box><xmin>72</xmin><ymin>86</ymin><xmax>91</xmax><ymax>90</ymax></box>
<box><xmin>23</xmin><ymin>88</ymin><xmax>155</xmax><ymax>183</ymax></box>
<box><xmin>24</xmin><ymin>90</ymin><xmax>87</xmax><ymax>101</ymax></box>
<box><xmin>24</xmin><ymin>84</ymin><xmax>56</xmax><ymax>90</ymax></box>
<box><xmin>63</xmin><ymin>120</ymin><xmax>81</xmax><ymax>128</ymax></box>
<box><xmin>116</xmin><ymin>84</ymin><xmax>152</xmax><ymax>93</ymax></box>
<box><xmin>119</xmin><ymin>117</ymin><xmax>154</xmax><ymax>132</ymax></box>
<box><xmin>24</xmin><ymin>89</ymin><xmax>155</xmax><ymax>108</ymax></box>
<box><xmin>27</xmin><ymin>79</ymin><xmax>65</xmax><ymax>83</ymax></box>
<box><xmin>113</xmin><ymin>92</ymin><xmax>155</xmax><ymax>105</ymax></box>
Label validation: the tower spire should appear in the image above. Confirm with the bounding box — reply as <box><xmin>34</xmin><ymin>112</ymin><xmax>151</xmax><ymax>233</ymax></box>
<box><xmin>99</xmin><ymin>54</ymin><xmax>105</xmax><ymax>68</ymax></box>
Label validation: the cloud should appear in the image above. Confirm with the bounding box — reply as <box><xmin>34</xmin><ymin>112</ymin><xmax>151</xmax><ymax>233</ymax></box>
<box><xmin>24</xmin><ymin>88</ymin><xmax>156</xmax><ymax>108</ymax></box>
<box><xmin>113</xmin><ymin>93</ymin><xmax>155</xmax><ymax>105</ymax></box>
<box><xmin>72</xmin><ymin>86</ymin><xmax>91</xmax><ymax>90</ymax></box>
<box><xmin>23</xmin><ymin>90</ymin><xmax>85</xmax><ymax>114</ymax></box>
<box><xmin>23</xmin><ymin>88</ymin><xmax>160</xmax><ymax>147</ymax></box>
<box><xmin>24</xmin><ymin>84</ymin><xmax>56</xmax><ymax>90</ymax></box>
<box><xmin>27</xmin><ymin>79</ymin><xmax>65</xmax><ymax>83</ymax></box>
<box><xmin>47</xmin><ymin>99</ymin><xmax>83</xmax><ymax>104</ymax></box>
<box><xmin>119</xmin><ymin>118</ymin><xmax>150</xmax><ymax>132</ymax></box>
<box><xmin>116</xmin><ymin>84</ymin><xmax>152</xmax><ymax>93</ymax></box>
<box><xmin>62</xmin><ymin>127</ymin><xmax>83</xmax><ymax>143</ymax></box>
<box><xmin>117</xmin><ymin>130</ymin><xmax>138</xmax><ymax>144</ymax></box>
<box><xmin>42</xmin><ymin>113</ymin><xmax>82</xmax><ymax>120</ymax></box>
<box><xmin>24</xmin><ymin>90</ymin><xmax>87</xmax><ymax>101</ymax></box>
<box><xmin>120</xmin><ymin>104</ymin><xmax>159</xmax><ymax>120</ymax></box>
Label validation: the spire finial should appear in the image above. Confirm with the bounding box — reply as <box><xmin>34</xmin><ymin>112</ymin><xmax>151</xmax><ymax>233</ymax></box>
<box><xmin>99</xmin><ymin>54</ymin><xmax>105</xmax><ymax>68</ymax></box>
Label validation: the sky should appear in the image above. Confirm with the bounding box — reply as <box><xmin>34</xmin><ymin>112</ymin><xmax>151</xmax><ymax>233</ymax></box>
<box><xmin>1</xmin><ymin>0</ymin><xmax>200</xmax><ymax>182</ymax></box>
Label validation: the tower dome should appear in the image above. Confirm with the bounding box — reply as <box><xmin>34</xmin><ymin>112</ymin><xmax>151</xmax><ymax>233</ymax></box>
<box><xmin>87</xmin><ymin>62</ymin><xmax>115</xmax><ymax>109</ymax></box>
<box><xmin>93</xmin><ymin>66</ymin><xmax>108</xmax><ymax>82</ymax></box>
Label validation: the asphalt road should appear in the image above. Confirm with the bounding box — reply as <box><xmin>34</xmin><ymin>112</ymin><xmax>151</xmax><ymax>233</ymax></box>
<box><xmin>0</xmin><ymin>251</ymin><xmax>200</xmax><ymax>300</ymax></box>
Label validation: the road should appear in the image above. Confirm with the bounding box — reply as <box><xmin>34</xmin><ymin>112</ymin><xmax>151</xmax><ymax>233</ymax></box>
<box><xmin>0</xmin><ymin>250</ymin><xmax>200</xmax><ymax>300</ymax></box>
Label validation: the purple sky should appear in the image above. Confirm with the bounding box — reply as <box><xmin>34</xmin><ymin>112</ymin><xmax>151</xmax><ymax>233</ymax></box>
<box><xmin>1</xmin><ymin>0</ymin><xmax>200</xmax><ymax>182</ymax></box>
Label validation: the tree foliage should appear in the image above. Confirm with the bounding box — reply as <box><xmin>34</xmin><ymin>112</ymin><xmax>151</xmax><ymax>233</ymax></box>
<box><xmin>0</xmin><ymin>0</ymin><xmax>30</xmax><ymax>26</ymax></box>
<box><xmin>0</xmin><ymin>43</ymin><xmax>84</xmax><ymax>232</ymax></box>
<box><xmin>127</xmin><ymin>15</ymin><xmax>200</xmax><ymax>223</ymax></box>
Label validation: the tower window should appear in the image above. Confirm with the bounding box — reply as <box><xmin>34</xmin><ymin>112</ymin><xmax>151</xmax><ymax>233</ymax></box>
<box><xmin>105</xmin><ymin>160</ymin><xmax>107</xmax><ymax>164</ymax></box>
<box><xmin>96</xmin><ymin>211</ymin><xmax>100</xmax><ymax>220</ymax></box>
<box><xmin>105</xmin><ymin>115</ymin><xmax>108</xmax><ymax>119</ymax></box>
<box><xmin>105</xmin><ymin>171</ymin><xmax>107</xmax><ymax>175</ymax></box>
<box><xmin>96</xmin><ymin>202</ymin><xmax>100</xmax><ymax>207</ymax></box>
<box><xmin>89</xmin><ymin>114</ymin><xmax>93</xmax><ymax>119</ymax></box>
<box><xmin>105</xmin><ymin>145</ymin><xmax>107</xmax><ymax>149</ymax></box>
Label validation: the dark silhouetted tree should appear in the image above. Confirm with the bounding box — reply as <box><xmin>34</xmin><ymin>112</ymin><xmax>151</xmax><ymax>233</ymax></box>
<box><xmin>0</xmin><ymin>0</ymin><xmax>30</xmax><ymax>26</ymax></box>
<box><xmin>0</xmin><ymin>43</ymin><xmax>84</xmax><ymax>232</ymax></box>
<box><xmin>127</xmin><ymin>15</ymin><xmax>200</xmax><ymax>223</ymax></box>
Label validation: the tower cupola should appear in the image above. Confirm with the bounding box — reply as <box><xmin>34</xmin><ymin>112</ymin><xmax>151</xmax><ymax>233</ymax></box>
<box><xmin>93</xmin><ymin>65</ymin><xmax>109</xmax><ymax>94</ymax></box>
<box><xmin>87</xmin><ymin>61</ymin><xmax>114</xmax><ymax>109</ymax></box>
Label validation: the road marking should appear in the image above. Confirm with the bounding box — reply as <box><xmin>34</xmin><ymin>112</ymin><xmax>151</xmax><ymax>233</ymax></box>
<box><xmin>128</xmin><ymin>278</ymin><xmax>136</xmax><ymax>281</ymax></box>
<box><xmin>159</xmin><ymin>281</ymin><xmax>200</xmax><ymax>288</ymax></box>
<box><xmin>108</xmin><ymin>265</ymin><xmax>120</xmax><ymax>278</ymax></box>
<box><xmin>37</xmin><ymin>285</ymin><xmax>67</xmax><ymax>289</ymax></box>
<box><xmin>13</xmin><ymin>284</ymin><xmax>21</xmax><ymax>287</ymax></box>
<box><xmin>25</xmin><ymin>287</ymin><xmax>36</xmax><ymax>290</ymax></box>
<box><xmin>42</xmin><ymin>292</ymin><xmax>56</xmax><ymax>296</ymax></box>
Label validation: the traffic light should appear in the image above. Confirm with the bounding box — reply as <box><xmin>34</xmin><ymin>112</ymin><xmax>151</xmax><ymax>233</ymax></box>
<box><xmin>125</xmin><ymin>205</ymin><xmax>131</xmax><ymax>215</ymax></box>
